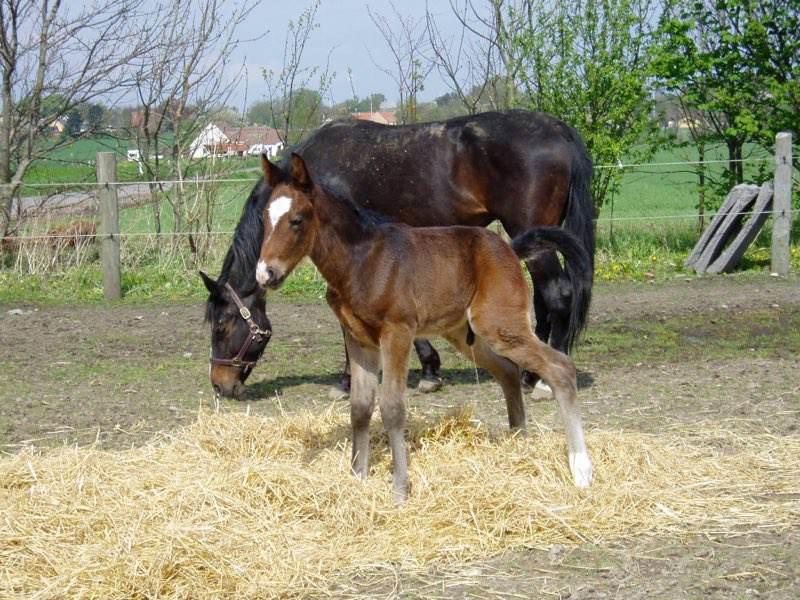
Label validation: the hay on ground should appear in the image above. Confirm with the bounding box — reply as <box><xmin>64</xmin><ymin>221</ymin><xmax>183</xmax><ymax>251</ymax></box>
<box><xmin>1</xmin><ymin>406</ymin><xmax>798</xmax><ymax>598</ymax></box>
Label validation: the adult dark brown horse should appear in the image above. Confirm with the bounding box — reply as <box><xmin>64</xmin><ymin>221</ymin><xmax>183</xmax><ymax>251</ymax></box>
<box><xmin>202</xmin><ymin>110</ymin><xmax>594</xmax><ymax>398</ymax></box>
<box><xmin>256</xmin><ymin>154</ymin><xmax>593</xmax><ymax>502</ymax></box>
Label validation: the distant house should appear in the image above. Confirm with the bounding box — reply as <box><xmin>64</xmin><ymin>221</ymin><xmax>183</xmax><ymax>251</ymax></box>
<box><xmin>351</xmin><ymin>111</ymin><xmax>397</xmax><ymax>125</ymax></box>
<box><xmin>188</xmin><ymin>123</ymin><xmax>284</xmax><ymax>159</ymax></box>
<box><xmin>48</xmin><ymin>118</ymin><xmax>67</xmax><ymax>134</ymax></box>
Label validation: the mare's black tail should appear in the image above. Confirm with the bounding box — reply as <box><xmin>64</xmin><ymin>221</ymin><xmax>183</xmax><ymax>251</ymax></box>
<box><xmin>512</xmin><ymin>226</ymin><xmax>593</xmax><ymax>348</ymax></box>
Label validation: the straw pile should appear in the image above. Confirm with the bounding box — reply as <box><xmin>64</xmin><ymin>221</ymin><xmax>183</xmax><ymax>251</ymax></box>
<box><xmin>1</xmin><ymin>406</ymin><xmax>798</xmax><ymax>598</ymax></box>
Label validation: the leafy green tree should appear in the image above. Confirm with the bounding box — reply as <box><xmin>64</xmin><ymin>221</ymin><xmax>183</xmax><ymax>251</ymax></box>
<box><xmin>650</xmin><ymin>0</ymin><xmax>798</xmax><ymax>222</ymax></box>
<box><xmin>651</xmin><ymin>1</ymin><xmax>762</xmax><ymax>187</ymax></box>
<box><xmin>512</xmin><ymin>0</ymin><xmax>659</xmax><ymax>212</ymax></box>
<box><xmin>64</xmin><ymin>109</ymin><xmax>83</xmax><ymax>136</ymax></box>
<box><xmin>247</xmin><ymin>101</ymin><xmax>273</xmax><ymax>126</ymax></box>
<box><xmin>732</xmin><ymin>1</ymin><xmax>800</xmax><ymax>145</ymax></box>
<box><xmin>354</xmin><ymin>93</ymin><xmax>386</xmax><ymax>112</ymax></box>
<box><xmin>83</xmin><ymin>103</ymin><xmax>106</xmax><ymax>131</ymax></box>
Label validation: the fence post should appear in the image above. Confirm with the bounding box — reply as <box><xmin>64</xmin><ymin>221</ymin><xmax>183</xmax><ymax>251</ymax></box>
<box><xmin>771</xmin><ymin>132</ymin><xmax>792</xmax><ymax>276</ymax></box>
<box><xmin>97</xmin><ymin>152</ymin><xmax>121</xmax><ymax>300</ymax></box>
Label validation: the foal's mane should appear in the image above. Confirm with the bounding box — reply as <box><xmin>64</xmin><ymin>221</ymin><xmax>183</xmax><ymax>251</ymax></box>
<box><xmin>315</xmin><ymin>175</ymin><xmax>390</xmax><ymax>233</ymax></box>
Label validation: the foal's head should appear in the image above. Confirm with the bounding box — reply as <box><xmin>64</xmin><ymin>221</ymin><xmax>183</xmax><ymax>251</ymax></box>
<box><xmin>256</xmin><ymin>153</ymin><xmax>318</xmax><ymax>290</ymax></box>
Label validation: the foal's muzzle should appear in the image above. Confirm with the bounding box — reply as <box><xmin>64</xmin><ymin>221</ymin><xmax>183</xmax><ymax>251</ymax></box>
<box><xmin>256</xmin><ymin>262</ymin><xmax>285</xmax><ymax>289</ymax></box>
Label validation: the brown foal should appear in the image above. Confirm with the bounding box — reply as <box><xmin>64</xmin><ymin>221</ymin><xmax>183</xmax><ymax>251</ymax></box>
<box><xmin>256</xmin><ymin>154</ymin><xmax>593</xmax><ymax>502</ymax></box>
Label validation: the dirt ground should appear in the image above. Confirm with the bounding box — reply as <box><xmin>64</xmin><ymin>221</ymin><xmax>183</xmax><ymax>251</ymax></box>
<box><xmin>1</xmin><ymin>272</ymin><xmax>799</xmax><ymax>598</ymax></box>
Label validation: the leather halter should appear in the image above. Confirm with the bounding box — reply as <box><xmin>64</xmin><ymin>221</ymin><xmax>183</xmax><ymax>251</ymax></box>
<box><xmin>209</xmin><ymin>282</ymin><xmax>271</xmax><ymax>375</ymax></box>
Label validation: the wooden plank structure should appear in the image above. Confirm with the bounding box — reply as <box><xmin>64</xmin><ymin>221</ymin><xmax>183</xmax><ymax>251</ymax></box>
<box><xmin>685</xmin><ymin>182</ymin><xmax>774</xmax><ymax>274</ymax></box>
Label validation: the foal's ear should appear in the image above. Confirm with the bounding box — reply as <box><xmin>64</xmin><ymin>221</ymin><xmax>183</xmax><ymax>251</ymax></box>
<box><xmin>261</xmin><ymin>153</ymin><xmax>285</xmax><ymax>188</ymax></box>
<box><xmin>199</xmin><ymin>271</ymin><xmax>220</xmax><ymax>297</ymax></box>
<box><xmin>288</xmin><ymin>153</ymin><xmax>313</xmax><ymax>191</ymax></box>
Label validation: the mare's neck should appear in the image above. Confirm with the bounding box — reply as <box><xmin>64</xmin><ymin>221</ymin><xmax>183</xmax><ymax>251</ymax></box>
<box><xmin>308</xmin><ymin>188</ymin><xmax>374</xmax><ymax>291</ymax></box>
<box><xmin>221</xmin><ymin>183</ymin><xmax>269</xmax><ymax>293</ymax></box>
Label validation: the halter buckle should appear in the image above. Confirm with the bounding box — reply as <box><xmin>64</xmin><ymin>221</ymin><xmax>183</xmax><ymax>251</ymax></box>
<box><xmin>239</xmin><ymin>306</ymin><xmax>252</xmax><ymax>320</ymax></box>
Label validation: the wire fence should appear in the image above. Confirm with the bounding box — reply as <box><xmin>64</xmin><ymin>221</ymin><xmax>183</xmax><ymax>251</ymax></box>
<box><xmin>1</xmin><ymin>154</ymin><xmax>797</xmax><ymax>277</ymax></box>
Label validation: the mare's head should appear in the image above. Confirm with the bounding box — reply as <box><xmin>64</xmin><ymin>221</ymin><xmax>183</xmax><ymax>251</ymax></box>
<box><xmin>201</xmin><ymin>179</ymin><xmax>273</xmax><ymax>398</ymax></box>
<box><xmin>255</xmin><ymin>153</ymin><xmax>318</xmax><ymax>290</ymax></box>
<box><xmin>202</xmin><ymin>273</ymin><xmax>271</xmax><ymax>398</ymax></box>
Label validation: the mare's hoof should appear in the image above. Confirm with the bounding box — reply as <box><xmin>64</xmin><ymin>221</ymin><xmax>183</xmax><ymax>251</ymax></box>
<box><xmin>520</xmin><ymin>370</ymin><xmax>537</xmax><ymax>392</ymax></box>
<box><xmin>328</xmin><ymin>384</ymin><xmax>349</xmax><ymax>401</ymax></box>
<box><xmin>530</xmin><ymin>380</ymin><xmax>552</xmax><ymax>400</ymax></box>
<box><xmin>417</xmin><ymin>377</ymin><xmax>443</xmax><ymax>393</ymax></box>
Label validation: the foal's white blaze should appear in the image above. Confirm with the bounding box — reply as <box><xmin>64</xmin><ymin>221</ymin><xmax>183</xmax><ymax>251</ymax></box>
<box><xmin>268</xmin><ymin>195</ymin><xmax>293</xmax><ymax>228</ymax></box>
<box><xmin>256</xmin><ymin>196</ymin><xmax>294</xmax><ymax>286</ymax></box>
<box><xmin>569</xmin><ymin>450</ymin><xmax>593</xmax><ymax>488</ymax></box>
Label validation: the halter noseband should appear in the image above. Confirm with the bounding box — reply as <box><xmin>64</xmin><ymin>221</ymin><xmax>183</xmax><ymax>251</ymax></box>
<box><xmin>209</xmin><ymin>282</ymin><xmax>272</xmax><ymax>374</ymax></box>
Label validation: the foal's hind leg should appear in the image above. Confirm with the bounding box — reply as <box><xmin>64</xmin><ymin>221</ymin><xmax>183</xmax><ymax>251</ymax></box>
<box><xmin>344</xmin><ymin>333</ymin><xmax>380</xmax><ymax>480</ymax></box>
<box><xmin>442</xmin><ymin>324</ymin><xmax>525</xmax><ymax>431</ymax></box>
<box><xmin>470</xmin><ymin>306</ymin><xmax>592</xmax><ymax>487</ymax></box>
<box><xmin>495</xmin><ymin>335</ymin><xmax>591</xmax><ymax>487</ymax></box>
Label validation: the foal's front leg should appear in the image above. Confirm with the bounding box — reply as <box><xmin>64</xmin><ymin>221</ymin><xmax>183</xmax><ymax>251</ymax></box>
<box><xmin>344</xmin><ymin>333</ymin><xmax>380</xmax><ymax>480</ymax></box>
<box><xmin>379</xmin><ymin>328</ymin><xmax>414</xmax><ymax>504</ymax></box>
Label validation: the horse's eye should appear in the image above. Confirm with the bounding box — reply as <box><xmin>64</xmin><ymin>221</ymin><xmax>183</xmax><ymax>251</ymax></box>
<box><xmin>289</xmin><ymin>216</ymin><xmax>303</xmax><ymax>230</ymax></box>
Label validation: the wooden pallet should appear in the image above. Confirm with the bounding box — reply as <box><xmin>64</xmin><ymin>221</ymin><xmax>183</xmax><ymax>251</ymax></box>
<box><xmin>685</xmin><ymin>183</ymin><xmax>774</xmax><ymax>274</ymax></box>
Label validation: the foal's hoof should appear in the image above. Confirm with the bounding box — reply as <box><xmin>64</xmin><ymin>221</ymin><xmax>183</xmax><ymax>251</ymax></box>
<box><xmin>328</xmin><ymin>384</ymin><xmax>349</xmax><ymax>401</ymax></box>
<box><xmin>417</xmin><ymin>377</ymin><xmax>443</xmax><ymax>393</ymax></box>
<box><xmin>569</xmin><ymin>451</ymin><xmax>593</xmax><ymax>488</ymax></box>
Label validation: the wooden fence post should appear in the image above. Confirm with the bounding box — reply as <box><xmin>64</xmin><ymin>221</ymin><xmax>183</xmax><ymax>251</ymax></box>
<box><xmin>771</xmin><ymin>132</ymin><xmax>792</xmax><ymax>276</ymax></box>
<box><xmin>97</xmin><ymin>152</ymin><xmax>121</xmax><ymax>300</ymax></box>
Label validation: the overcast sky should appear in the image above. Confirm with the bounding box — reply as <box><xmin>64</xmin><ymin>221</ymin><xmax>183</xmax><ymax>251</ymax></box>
<box><xmin>232</xmin><ymin>0</ymin><xmax>462</xmax><ymax>109</ymax></box>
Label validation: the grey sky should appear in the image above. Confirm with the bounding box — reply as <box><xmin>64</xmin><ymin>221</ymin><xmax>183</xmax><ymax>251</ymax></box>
<box><xmin>232</xmin><ymin>0</ymin><xmax>462</xmax><ymax>109</ymax></box>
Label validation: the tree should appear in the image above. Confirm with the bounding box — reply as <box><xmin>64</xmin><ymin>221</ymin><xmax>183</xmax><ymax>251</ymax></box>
<box><xmin>513</xmin><ymin>0</ymin><xmax>660</xmax><ymax>211</ymax></box>
<box><xmin>650</xmin><ymin>0</ymin><xmax>798</xmax><ymax>222</ymax></box>
<box><xmin>64</xmin><ymin>109</ymin><xmax>83</xmax><ymax>137</ymax></box>
<box><xmin>426</xmin><ymin>0</ymin><xmax>660</xmax><ymax>210</ymax></box>
<box><xmin>652</xmin><ymin>1</ymin><xmax>762</xmax><ymax>188</ymax></box>
<box><xmin>130</xmin><ymin>0</ymin><xmax>258</xmax><ymax>249</ymax></box>
<box><xmin>83</xmin><ymin>103</ymin><xmax>107</xmax><ymax>131</ymax></box>
<box><xmin>426</xmin><ymin>0</ymin><xmax>527</xmax><ymax>114</ymax></box>
<box><xmin>247</xmin><ymin>100</ymin><xmax>273</xmax><ymax>126</ymax></box>
<box><xmin>263</xmin><ymin>0</ymin><xmax>333</xmax><ymax>146</ymax></box>
<box><xmin>367</xmin><ymin>2</ymin><xmax>433</xmax><ymax>124</ymax></box>
<box><xmin>0</xmin><ymin>0</ymin><xmax>154</xmax><ymax>236</ymax></box>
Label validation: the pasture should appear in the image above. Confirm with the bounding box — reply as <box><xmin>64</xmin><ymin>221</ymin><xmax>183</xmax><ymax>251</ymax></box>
<box><xmin>1</xmin><ymin>273</ymin><xmax>798</xmax><ymax>597</ymax></box>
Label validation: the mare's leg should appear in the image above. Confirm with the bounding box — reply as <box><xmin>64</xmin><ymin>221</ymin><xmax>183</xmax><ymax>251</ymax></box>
<box><xmin>524</xmin><ymin>253</ymin><xmax>571</xmax><ymax>395</ymax></box>
<box><xmin>470</xmin><ymin>308</ymin><xmax>592</xmax><ymax>487</ymax></box>
<box><xmin>379</xmin><ymin>327</ymin><xmax>414</xmax><ymax>503</ymax></box>
<box><xmin>333</xmin><ymin>332</ymin><xmax>441</xmax><ymax>398</ymax></box>
<box><xmin>344</xmin><ymin>333</ymin><xmax>380</xmax><ymax>480</ymax></box>
<box><xmin>441</xmin><ymin>324</ymin><xmax>526</xmax><ymax>431</ymax></box>
<box><xmin>414</xmin><ymin>338</ymin><xmax>442</xmax><ymax>393</ymax></box>
<box><xmin>528</xmin><ymin>252</ymin><xmax>572</xmax><ymax>354</ymax></box>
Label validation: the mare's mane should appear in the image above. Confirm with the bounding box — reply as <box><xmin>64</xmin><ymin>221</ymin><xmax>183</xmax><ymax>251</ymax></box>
<box><xmin>204</xmin><ymin>181</ymin><xmax>269</xmax><ymax>322</ymax></box>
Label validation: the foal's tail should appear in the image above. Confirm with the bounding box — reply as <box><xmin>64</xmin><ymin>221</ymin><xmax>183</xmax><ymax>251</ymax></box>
<box><xmin>511</xmin><ymin>227</ymin><xmax>593</xmax><ymax>346</ymax></box>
